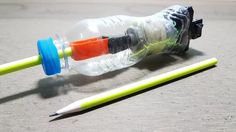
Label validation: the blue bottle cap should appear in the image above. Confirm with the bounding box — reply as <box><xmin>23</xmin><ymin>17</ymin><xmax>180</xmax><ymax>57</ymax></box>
<box><xmin>37</xmin><ymin>37</ymin><xmax>61</xmax><ymax>75</ymax></box>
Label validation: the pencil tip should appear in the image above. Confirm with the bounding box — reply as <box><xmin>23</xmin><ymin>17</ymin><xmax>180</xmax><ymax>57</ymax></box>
<box><xmin>49</xmin><ymin>113</ymin><xmax>59</xmax><ymax>117</ymax></box>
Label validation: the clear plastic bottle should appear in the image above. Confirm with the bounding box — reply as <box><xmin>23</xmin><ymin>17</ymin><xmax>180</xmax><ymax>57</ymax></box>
<box><xmin>45</xmin><ymin>5</ymin><xmax>203</xmax><ymax>76</ymax></box>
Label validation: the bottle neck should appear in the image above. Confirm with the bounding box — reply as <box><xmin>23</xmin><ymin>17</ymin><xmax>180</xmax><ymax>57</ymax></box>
<box><xmin>53</xmin><ymin>35</ymin><xmax>72</xmax><ymax>73</ymax></box>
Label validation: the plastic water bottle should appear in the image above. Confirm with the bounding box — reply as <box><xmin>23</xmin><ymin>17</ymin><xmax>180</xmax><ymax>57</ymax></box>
<box><xmin>36</xmin><ymin>5</ymin><xmax>203</xmax><ymax>76</ymax></box>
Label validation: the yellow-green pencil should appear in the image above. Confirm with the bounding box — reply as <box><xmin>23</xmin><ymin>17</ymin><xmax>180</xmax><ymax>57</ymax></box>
<box><xmin>50</xmin><ymin>58</ymin><xmax>218</xmax><ymax>117</ymax></box>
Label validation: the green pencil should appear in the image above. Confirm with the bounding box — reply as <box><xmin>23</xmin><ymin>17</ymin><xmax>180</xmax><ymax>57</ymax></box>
<box><xmin>0</xmin><ymin>48</ymin><xmax>72</xmax><ymax>75</ymax></box>
<box><xmin>50</xmin><ymin>58</ymin><xmax>218</xmax><ymax>117</ymax></box>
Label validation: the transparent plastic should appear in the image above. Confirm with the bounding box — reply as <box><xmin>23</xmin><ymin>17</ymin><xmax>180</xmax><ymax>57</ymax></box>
<box><xmin>54</xmin><ymin>5</ymin><xmax>195</xmax><ymax>76</ymax></box>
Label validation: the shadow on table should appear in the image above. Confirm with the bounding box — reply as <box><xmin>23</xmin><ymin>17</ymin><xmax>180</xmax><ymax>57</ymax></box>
<box><xmin>0</xmin><ymin>48</ymin><xmax>204</xmax><ymax>104</ymax></box>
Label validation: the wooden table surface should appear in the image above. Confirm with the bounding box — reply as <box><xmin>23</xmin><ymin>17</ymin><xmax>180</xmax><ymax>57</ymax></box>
<box><xmin>0</xmin><ymin>0</ymin><xmax>236</xmax><ymax>131</ymax></box>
